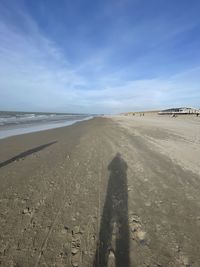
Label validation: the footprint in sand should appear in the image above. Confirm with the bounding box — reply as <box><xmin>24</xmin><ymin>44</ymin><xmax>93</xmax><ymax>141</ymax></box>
<box><xmin>129</xmin><ymin>214</ymin><xmax>147</xmax><ymax>245</ymax></box>
<box><xmin>71</xmin><ymin>226</ymin><xmax>82</xmax><ymax>267</ymax></box>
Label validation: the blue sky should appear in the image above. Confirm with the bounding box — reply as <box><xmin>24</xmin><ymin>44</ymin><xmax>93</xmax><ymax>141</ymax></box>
<box><xmin>0</xmin><ymin>0</ymin><xmax>200</xmax><ymax>113</ymax></box>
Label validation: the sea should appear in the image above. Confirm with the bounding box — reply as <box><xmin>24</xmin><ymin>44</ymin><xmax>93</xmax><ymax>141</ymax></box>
<box><xmin>0</xmin><ymin>111</ymin><xmax>93</xmax><ymax>139</ymax></box>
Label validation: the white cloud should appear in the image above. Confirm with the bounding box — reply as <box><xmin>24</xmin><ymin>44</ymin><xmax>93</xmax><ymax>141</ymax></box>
<box><xmin>0</xmin><ymin>3</ymin><xmax>200</xmax><ymax>114</ymax></box>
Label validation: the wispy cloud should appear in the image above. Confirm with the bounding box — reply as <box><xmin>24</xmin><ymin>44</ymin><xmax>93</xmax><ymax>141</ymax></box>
<box><xmin>0</xmin><ymin>13</ymin><xmax>86</xmax><ymax>111</ymax></box>
<box><xmin>0</xmin><ymin>0</ymin><xmax>200</xmax><ymax>113</ymax></box>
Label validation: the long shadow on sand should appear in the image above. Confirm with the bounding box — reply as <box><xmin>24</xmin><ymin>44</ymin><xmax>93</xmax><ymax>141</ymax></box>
<box><xmin>93</xmin><ymin>153</ymin><xmax>130</xmax><ymax>267</ymax></box>
<box><xmin>0</xmin><ymin>141</ymin><xmax>57</xmax><ymax>169</ymax></box>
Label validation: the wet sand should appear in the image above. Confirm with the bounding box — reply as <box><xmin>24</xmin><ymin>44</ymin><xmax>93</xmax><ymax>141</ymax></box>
<box><xmin>0</xmin><ymin>116</ymin><xmax>200</xmax><ymax>267</ymax></box>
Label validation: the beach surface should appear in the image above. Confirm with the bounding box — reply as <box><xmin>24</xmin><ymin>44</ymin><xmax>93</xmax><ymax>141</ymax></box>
<box><xmin>0</xmin><ymin>116</ymin><xmax>200</xmax><ymax>267</ymax></box>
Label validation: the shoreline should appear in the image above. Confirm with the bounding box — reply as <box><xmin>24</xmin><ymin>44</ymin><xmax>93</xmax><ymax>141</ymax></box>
<box><xmin>0</xmin><ymin>115</ymin><xmax>94</xmax><ymax>140</ymax></box>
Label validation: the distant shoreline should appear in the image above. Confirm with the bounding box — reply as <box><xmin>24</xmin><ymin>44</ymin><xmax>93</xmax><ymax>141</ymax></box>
<box><xmin>0</xmin><ymin>110</ymin><xmax>90</xmax><ymax>116</ymax></box>
<box><xmin>0</xmin><ymin>113</ymin><xmax>93</xmax><ymax>139</ymax></box>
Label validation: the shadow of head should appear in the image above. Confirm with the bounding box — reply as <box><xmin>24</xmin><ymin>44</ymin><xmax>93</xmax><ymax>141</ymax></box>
<box><xmin>108</xmin><ymin>152</ymin><xmax>128</xmax><ymax>174</ymax></box>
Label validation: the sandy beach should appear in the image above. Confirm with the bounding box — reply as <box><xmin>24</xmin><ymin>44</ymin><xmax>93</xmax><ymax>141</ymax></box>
<box><xmin>0</xmin><ymin>116</ymin><xmax>200</xmax><ymax>267</ymax></box>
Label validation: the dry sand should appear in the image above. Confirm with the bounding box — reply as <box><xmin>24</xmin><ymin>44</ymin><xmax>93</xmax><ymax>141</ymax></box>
<box><xmin>0</xmin><ymin>116</ymin><xmax>200</xmax><ymax>267</ymax></box>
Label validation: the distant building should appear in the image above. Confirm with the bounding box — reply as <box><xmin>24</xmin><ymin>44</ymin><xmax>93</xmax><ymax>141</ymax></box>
<box><xmin>158</xmin><ymin>107</ymin><xmax>200</xmax><ymax>115</ymax></box>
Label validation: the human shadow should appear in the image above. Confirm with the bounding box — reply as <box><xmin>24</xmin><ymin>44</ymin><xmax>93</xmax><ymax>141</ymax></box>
<box><xmin>0</xmin><ymin>141</ymin><xmax>57</xmax><ymax>169</ymax></box>
<box><xmin>93</xmin><ymin>153</ymin><xmax>130</xmax><ymax>267</ymax></box>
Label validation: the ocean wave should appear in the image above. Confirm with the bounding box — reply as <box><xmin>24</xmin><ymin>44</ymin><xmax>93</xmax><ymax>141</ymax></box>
<box><xmin>0</xmin><ymin>112</ymin><xmax>91</xmax><ymax>126</ymax></box>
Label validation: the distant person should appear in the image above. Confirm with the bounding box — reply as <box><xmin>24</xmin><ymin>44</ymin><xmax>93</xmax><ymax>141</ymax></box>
<box><xmin>171</xmin><ymin>114</ymin><xmax>177</xmax><ymax>118</ymax></box>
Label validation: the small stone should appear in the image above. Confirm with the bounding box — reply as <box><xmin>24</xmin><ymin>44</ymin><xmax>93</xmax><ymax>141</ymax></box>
<box><xmin>71</xmin><ymin>248</ymin><xmax>79</xmax><ymax>255</ymax></box>
<box><xmin>130</xmin><ymin>222</ymin><xmax>141</xmax><ymax>233</ymax></box>
<box><xmin>181</xmin><ymin>255</ymin><xmax>189</xmax><ymax>266</ymax></box>
<box><xmin>73</xmin><ymin>226</ymin><xmax>80</xmax><ymax>234</ymax></box>
<box><xmin>22</xmin><ymin>208</ymin><xmax>30</xmax><ymax>214</ymax></box>
<box><xmin>137</xmin><ymin>230</ymin><xmax>146</xmax><ymax>242</ymax></box>
<box><xmin>130</xmin><ymin>214</ymin><xmax>141</xmax><ymax>223</ymax></box>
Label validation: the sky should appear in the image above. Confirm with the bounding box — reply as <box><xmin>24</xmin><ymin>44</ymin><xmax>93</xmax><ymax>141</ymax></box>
<box><xmin>0</xmin><ymin>0</ymin><xmax>200</xmax><ymax>114</ymax></box>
